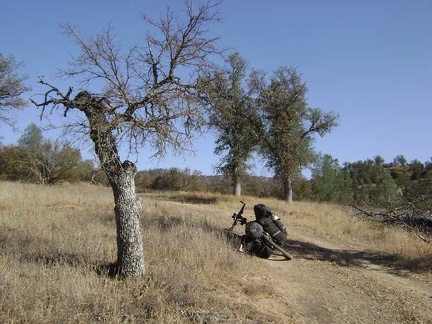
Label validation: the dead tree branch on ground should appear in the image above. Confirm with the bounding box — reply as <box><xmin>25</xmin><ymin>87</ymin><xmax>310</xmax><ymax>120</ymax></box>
<box><xmin>350</xmin><ymin>197</ymin><xmax>432</xmax><ymax>243</ymax></box>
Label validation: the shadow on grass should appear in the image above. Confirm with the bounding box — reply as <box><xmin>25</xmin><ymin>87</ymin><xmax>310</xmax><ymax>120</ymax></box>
<box><xmin>169</xmin><ymin>194</ymin><xmax>219</xmax><ymax>205</ymax></box>
<box><xmin>141</xmin><ymin>192</ymin><xmax>219</xmax><ymax>205</ymax></box>
<box><xmin>285</xmin><ymin>238</ymin><xmax>431</xmax><ymax>275</ymax></box>
<box><xmin>0</xmin><ymin>226</ymin><xmax>119</xmax><ymax>278</ymax></box>
<box><xmin>4</xmin><ymin>217</ymin><xmax>429</xmax><ymax>279</ymax></box>
<box><xmin>17</xmin><ymin>249</ymin><xmax>122</xmax><ymax>278</ymax></box>
<box><xmin>93</xmin><ymin>261</ymin><xmax>120</xmax><ymax>278</ymax></box>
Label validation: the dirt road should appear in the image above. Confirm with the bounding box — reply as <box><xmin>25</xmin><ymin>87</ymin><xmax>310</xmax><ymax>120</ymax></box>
<box><xmin>260</xmin><ymin>227</ymin><xmax>432</xmax><ymax>323</ymax></box>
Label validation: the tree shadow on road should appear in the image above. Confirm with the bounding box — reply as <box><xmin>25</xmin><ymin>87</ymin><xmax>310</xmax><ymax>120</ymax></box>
<box><xmin>286</xmin><ymin>238</ymin><xmax>430</xmax><ymax>275</ymax></box>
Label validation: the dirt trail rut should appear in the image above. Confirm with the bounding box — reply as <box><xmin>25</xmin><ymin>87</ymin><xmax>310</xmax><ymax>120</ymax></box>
<box><xmin>260</xmin><ymin>227</ymin><xmax>432</xmax><ymax>323</ymax></box>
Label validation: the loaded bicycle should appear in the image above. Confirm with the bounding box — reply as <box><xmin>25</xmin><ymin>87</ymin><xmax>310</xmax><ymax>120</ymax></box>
<box><xmin>225</xmin><ymin>201</ymin><xmax>293</xmax><ymax>260</ymax></box>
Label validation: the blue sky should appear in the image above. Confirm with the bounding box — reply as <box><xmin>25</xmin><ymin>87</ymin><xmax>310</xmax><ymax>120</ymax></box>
<box><xmin>1</xmin><ymin>0</ymin><xmax>431</xmax><ymax>176</ymax></box>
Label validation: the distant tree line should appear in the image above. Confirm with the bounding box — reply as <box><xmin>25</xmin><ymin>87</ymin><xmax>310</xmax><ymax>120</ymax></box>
<box><xmin>2</xmin><ymin>123</ymin><xmax>431</xmax><ymax>210</ymax></box>
<box><xmin>135</xmin><ymin>152</ymin><xmax>432</xmax><ymax>210</ymax></box>
<box><xmin>310</xmin><ymin>153</ymin><xmax>432</xmax><ymax>208</ymax></box>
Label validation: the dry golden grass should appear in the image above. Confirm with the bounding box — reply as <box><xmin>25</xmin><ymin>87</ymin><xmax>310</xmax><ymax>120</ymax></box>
<box><xmin>0</xmin><ymin>182</ymin><xmax>288</xmax><ymax>323</ymax></box>
<box><xmin>0</xmin><ymin>182</ymin><xmax>431</xmax><ymax>323</ymax></box>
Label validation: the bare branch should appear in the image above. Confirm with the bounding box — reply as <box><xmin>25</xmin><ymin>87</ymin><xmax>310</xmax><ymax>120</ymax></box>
<box><xmin>32</xmin><ymin>0</ymin><xmax>223</xmax><ymax>163</ymax></box>
<box><xmin>350</xmin><ymin>197</ymin><xmax>432</xmax><ymax>242</ymax></box>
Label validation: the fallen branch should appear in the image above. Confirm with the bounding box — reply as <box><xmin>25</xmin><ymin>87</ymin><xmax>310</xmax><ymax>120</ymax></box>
<box><xmin>350</xmin><ymin>197</ymin><xmax>432</xmax><ymax>243</ymax></box>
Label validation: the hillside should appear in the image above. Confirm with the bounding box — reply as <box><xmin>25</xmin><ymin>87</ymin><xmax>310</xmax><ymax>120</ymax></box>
<box><xmin>0</xmin><ymin>182</ymin><xmax>431</xmax><ymax>323</ymax></box>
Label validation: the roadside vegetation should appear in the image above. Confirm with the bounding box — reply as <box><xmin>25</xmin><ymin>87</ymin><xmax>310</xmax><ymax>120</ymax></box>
<box><xmin>1</xmin><ymin>181</ymin><xmax>430</xmax><ymax>323</ymax></box>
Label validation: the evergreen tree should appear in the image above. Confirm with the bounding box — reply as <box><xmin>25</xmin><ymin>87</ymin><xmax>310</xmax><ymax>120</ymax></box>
<box><xmin>311</xmin><ymin>154</ymin><xmax>353</xmax><ymax>204</ymax></box>
<box><xmin>345</xmin><ymin>156</ymin><xmax>400</xmax><ymax>206</ymax></box>
<box><xmin>18</xmin><ymin>123</ymin><xmax>43</xmax><ymax>148</ymax></box>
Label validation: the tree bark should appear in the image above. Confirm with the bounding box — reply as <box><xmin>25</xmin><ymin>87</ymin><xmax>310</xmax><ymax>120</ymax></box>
<box><xmin>111</xmin><ymin>161</ymin><xmax>145</xmax><ymax>276</ymax></box>
<box><xmin>283</xmin><ymin>176</ymin><xmax>293</xmax><ymax>203</ymax></box>
<box><xmin>233</xmin><ymin>181</ymin><xmax>242</xmax><ymax>196</ymax></box>
<box><xmin>85</xmin><ymin>105</ymin><xmax>145</xmax><ymax>277</ymax></box>
<box><xmin>232</xmin><ymin>166</ymin><xmax>242</xmax><ymax>196</ymax></box>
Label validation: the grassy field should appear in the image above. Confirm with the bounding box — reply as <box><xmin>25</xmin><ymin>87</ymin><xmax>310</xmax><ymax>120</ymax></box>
<box><xmin>0</xmin><ymin>181</ymin><xmax>431</xmax><ymax>323</ymax></box>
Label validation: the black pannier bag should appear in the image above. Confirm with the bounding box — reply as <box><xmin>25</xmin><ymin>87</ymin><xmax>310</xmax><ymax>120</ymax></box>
<box><xmin>253</xmin><ymin>204</ymin><xmax>272</xmax><ymax>220</ymax></box>
<box><xmin>253</xmin><ymin>204</ymin><xmax>288</xmax><ymax>246</ymax></box>
<box><xmin>243</xmin><ymin>221</ymin><xmax>273</xmax><ymax>258</ymax></box>
<box><xmin>245</xmin><ymin>221</ymin><xmax>264</xmax><ymax>239</ymax></box>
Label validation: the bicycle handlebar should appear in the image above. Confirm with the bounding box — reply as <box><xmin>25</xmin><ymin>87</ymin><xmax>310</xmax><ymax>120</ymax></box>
<box><xmin>229</xmin><ymin>201</ymin><xmax>247</xmax><ymax>231</ymax></box>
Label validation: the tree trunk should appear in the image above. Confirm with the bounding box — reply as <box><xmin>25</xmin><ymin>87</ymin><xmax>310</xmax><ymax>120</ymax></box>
<box><xmin>283</xmin><ymin>176</ymin><xmax>293</xmax><ymax>203</ymax></box>
<box><xmin>111</xmin><ymin>161</ymin><xmax>145</xmax><ymax>277</ymax></box>
<box><xmin>232</xmin><ymin>167</ymin><xmax>242</xmax><ymax>196</ymax></box>
<box><xmin>233</xmin><ymin>181</ymin><xmax>242</xmax><ymax>196</ymax></box>
<box><xmin>85</xmin><ymin>106</ymin><xmax>145</xmax><ymax>277</ymax></box>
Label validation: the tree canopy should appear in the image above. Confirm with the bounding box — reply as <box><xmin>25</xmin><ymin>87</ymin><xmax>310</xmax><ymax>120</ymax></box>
<box><xmin>200</xmin><ymin>52</ymin><xmax>261</xmax><ymax>195</ymax></box>
<box><xmin>0</xmin><ymin>52</ymin><xmax>31</xmax><ymax>129</ymax></box>
<box><xmin>252</xmin><ymin>67</ymin><xmax>339</xmax><ymax>202</ymax></box>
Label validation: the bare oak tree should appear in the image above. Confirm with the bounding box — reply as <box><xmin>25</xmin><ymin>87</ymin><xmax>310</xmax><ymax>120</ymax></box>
<box><xmin>31</xmin><ymin>0</ymin><xmax>222</xmax><ymax>277</ymax></box>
